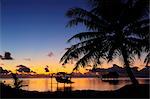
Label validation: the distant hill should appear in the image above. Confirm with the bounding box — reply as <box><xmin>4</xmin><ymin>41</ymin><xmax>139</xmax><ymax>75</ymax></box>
<box><xmin>139</xmin><ymin>66</ymin><xmax>150</xmax><ymax>77</ymax></box>
<box><xmin>0</xmin><ymin>67</ymin><xmax>11</xmax><ymax>74</ymax></box>
<box><xmin>90</xmin><ymin>64</ymin><xmax>150</xmax><ymax>78</ymax></box>
<box><xmin>0</xmin><ymin>65</ymin><xmax>149</xmax><ymax>78</ymax></box>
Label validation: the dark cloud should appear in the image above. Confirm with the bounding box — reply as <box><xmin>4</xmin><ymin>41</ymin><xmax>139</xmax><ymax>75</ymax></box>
<box><xmin>0</xmin><ymin>63</ymin><xmax>4</xmax><ymax>66</ymax></box>
<box><xmin>47</xmin><ymin>52</ymin><xmax>54</xmax><ymax>58</ymax></box>
<box><xmin>0</xmin><ymin>52</ymin><xmax>13</xmax><ymax>60</ymax></box>
<box><xmin>24</xmin><ymin>58</ymin><xmax>31</xmax><ymax>61</ymax></box>
<box><xmin>16</xmin><ymin>65</ymin><xmax>35</xmax><ymax>73</ymax></box>
<box><xmin>44</xmin><ymin>65</ymin><xmax>49</xmax><ymax>72</ymax></box>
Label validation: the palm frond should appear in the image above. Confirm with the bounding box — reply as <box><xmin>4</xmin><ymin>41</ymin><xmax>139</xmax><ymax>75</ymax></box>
<box><xmin>60</xmin><ymin>37</ymin><xmax>104</xmax><ymax>65</ymax></box>
<box><xmin>66</xmin><ymin>18</ymin><xmax>97</xmax><ymax>30</ymax></box>
<box><xmin>73</xmin><ymin>47</ymin><xmax>106</xmax><ymax>71</ymax></box>
<box><xmin>68</xmin><ymin>32</ymin><xmax>103</xmax><ymax>42</ymax></box>
<box><xmin>144</xmin><ymin>53</ymin><xmax>150</xmax><ymax>66</ymax></box>
<box><xmin>66</xmin><ymin>17</ymin><xmax>107</xmax><ymax>31</ymax></box>
<box><xmin>66</xmin><ymin>7</ymin><xmax>108</xmax><ymax>25</ymax></box>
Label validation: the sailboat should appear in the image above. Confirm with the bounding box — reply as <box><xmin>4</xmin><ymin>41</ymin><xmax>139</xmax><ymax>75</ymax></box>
<box><xmin>55</xmin><ymin>72</ymin><xmax>74</xmax><ymax>84</ymax></box>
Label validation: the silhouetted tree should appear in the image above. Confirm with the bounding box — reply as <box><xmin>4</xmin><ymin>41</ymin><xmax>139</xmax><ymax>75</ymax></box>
<box><xmin>0</xmin><ymin>67</ymin><xmax>11</xmax><ymax>74</ymax></box>
<box><xmin>60</xmin><ymin>0</ymin><xmax>149</xmax><ymax>85</ymax></box>
<box><xmin>12</xmin><ymin>73</ymin><xmax>24</xmax><ymax>89</ymax></box>
<box><xmin>16</xmin><ymin>65</ymin><xmax>35</xmax><ymax>74</ymax></box>
<box><xmin>144</xmin><ymin>53</ymin><xmax>150</xmax><ymax>66</ymax></box>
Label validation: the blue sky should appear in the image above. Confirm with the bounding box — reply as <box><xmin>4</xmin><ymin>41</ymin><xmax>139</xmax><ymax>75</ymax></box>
<box><xmin>1</xmin><ymin>0</ymin><xmax>87</xmax><ymax>59</ymax></box>
<box><xmin>0</xmin><ymin>0</ymin><xmax>147</xmax><ymax>73</ymax></box>
<box><xmin>1</xmin><ymin>0</ymin><xmax>89</xmax><ymax>73</ymax></box>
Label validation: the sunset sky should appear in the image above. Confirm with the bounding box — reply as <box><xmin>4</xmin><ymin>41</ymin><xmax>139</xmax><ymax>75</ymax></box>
<box><xmin>0</xmin><ymin>0</ymin><xmax>147</xmax><ymax>74</ymax></box>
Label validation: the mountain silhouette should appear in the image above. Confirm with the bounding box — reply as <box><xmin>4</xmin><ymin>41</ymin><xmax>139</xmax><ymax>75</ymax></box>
<box><xmin>0</xmin><ymin>67</ymin><xmax>11</xmax><ymax>74</ymax></box>
<box><xmin>90</xmin><ymin>64</ymin><xmax>150</xmax><ymax>77</ymax></box>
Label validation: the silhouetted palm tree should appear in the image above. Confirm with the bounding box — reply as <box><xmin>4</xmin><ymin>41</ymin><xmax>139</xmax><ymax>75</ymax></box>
<box><xmin>12</xmin><ymin>73</ymin><xmax>24</xmax><ymax>89</ymax></box>
<box><xmin>144</xmin><ymin>53</ymin><xmax>150</xmax><ymax>66</ymax></box>
<box><xmin>60</xmin><ymin>0</ymin><xmax>149</xmax><ymax>85</ymax></box>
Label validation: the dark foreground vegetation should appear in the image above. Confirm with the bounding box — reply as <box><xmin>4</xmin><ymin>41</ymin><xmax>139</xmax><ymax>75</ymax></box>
<box><xmin>1</xmin><ymin>83</ymin><xmax>149</xmax><ymax>98</ymax></box>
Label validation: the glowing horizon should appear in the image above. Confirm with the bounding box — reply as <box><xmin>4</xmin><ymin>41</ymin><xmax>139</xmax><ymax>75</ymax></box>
<box><xmin>0</xmin><ymin>55</ymin><xmax>147</xmax><ymax>74</ymax></box>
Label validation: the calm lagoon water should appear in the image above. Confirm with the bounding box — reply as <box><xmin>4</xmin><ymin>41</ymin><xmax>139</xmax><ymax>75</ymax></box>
<box><xmin>1</xmin><ymin>78</ymin><xmax>149</xmax><ymax>92</ymax></box>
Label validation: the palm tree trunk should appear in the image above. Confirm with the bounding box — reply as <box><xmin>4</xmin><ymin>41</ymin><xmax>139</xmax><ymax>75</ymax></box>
<box><xmin>121</xmin><ymin>47</ymin><xmax>139</xmax><ymax>85</ymax></box>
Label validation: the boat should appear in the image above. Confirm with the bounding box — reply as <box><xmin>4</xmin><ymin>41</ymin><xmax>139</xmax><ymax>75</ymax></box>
<box><xmin>55</xmin><ymin>72</ymin><xmax>74</xmax><ymax>84</ymax></box>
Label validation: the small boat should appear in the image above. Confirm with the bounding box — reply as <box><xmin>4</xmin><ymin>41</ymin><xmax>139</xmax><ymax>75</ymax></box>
<box><xmin>55</xmin><ymin>72</ymin><xmax>74</xmax><ymax>84</ymax></box>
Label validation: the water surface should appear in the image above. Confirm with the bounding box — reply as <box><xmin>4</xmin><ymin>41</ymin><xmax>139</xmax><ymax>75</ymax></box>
<box><xmin>1</xmin><ymin>78</ymin><xmax>149</xmax><ymax>92</ymax></box>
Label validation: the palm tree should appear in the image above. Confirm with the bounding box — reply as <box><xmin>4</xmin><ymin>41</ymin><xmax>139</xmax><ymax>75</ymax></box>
<box><xmin>12</xmin><ymin>73</ymin><xmax>24</xmax><ymax>89</ymax></box>
<box><xmin>60</xmin><ymin>0</ymin><xmax>149</xmax><ymax>85</ymax></box>
<box><xmin>144</xmin><ymin>53</ymin><xmax>150</xmax><ymax>66</ymax></box>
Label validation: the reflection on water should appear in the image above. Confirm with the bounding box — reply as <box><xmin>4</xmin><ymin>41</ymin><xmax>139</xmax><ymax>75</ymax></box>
<box><xmin>1</xmin><ymin>78</ymin><xmax>149</xmax><ymax>92</ymax></box>
<box><xmin>102</xmin><ymin>79</ymin><xmax>119</xmax><ymax>85</ymax></box>
<box><xmin>57</xmin><ymin>86</ymin><xmax>73</xmax><ymax>92</ymax></box>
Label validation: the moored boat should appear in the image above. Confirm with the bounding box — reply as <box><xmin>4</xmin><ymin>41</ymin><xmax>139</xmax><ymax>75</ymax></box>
<box><xmin>55</xmin><ymin>72</ymin><xmax>74</xmax><ymax>84</ymax></box>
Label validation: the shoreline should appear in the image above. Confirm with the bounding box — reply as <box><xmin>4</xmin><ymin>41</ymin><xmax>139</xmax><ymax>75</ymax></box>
<box><xmin>1</xmin><ymin>83</ymin><xmax>149</xmax><ymax>98</ymax></box>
